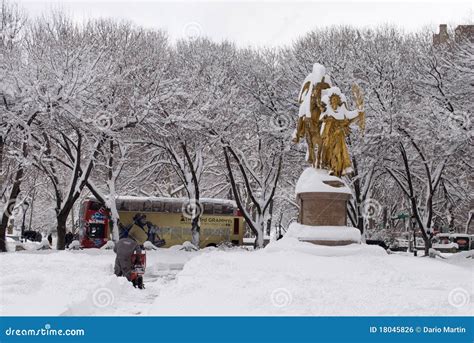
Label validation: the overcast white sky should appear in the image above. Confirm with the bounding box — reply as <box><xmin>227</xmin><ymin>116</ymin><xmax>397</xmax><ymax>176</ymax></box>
<box><xmin>16</xmin><ymin>0</ymin><xmax>474</xmax><ymax>47</ymax></box>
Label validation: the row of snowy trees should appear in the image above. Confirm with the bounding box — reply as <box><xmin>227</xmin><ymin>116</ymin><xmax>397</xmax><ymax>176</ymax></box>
<box><xmin>1</xmin><ymin>1</ymin><xmax>472</xmax><ymax>252</ymax></box>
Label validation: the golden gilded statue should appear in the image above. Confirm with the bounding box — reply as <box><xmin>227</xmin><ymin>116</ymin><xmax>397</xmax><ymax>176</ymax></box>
<box><xmin>292</xmin><ymin>63</ymin><xmax>365</xmax><ymax>177</ymax></box>
<box><xmin>292</xmin><ymin>64</ymin><xmax>332</xmax><ymax>166</ymax></box>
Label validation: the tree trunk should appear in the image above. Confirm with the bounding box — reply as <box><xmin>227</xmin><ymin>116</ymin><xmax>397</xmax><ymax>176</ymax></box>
<box><xmin>191</xmin><ymin>214</ymin><xmax>200</xmax><ymax>248</ymax></box>
<box><xmin>56</xmin><ymin>212</ymin><xmax>68</xmax><ymax>250</ymax></box>
<box><xmin>56</xmin><ymin>200</ymin><xmax>76</xmax><ymax>251</ymax></box>
<box><xmin>0</xmin><ymin>167</ymin><xmax>23</xmax><ymax>252</ymax></box>
<box><xmin>255</xmin><ymin>232</ymin><xmax>264</xmax><ymax>249</ymax></box>
<box><xmin>357</xmin><ymin>203</ymin><xmax>364</xmax><ymax>233</ymax></box>
<box><xmin>111</xmin><ymin>215</ymin><xmax>119</xmax><ymax>241</ymax></box>
<box><xmin>0</xmin><ymin>136</ymin><xmax>4</xmax><ymax>188</ymax></box>
<box><xmin>266</xmin><ymin>200</ymin><xmax>273</xmax><ymax>236</ymax></box>
<box><xmin>254</xmin><ymin>213</ymin><xmax>265</xmax><ymax>249</ymax></box>
<box><xmin>466</xmin><ymin>211</ymin><xmax>473</xmax><ymax>234</ymax></box>
<box><xmin>0</xmin><ymin>208</ymin><xmax>10</xmax><ymax>252</ymax></box>
<box><xmin>423</xmin><ymin>235</ymin><xmax>432</xmax><ymax>256</ymax></box>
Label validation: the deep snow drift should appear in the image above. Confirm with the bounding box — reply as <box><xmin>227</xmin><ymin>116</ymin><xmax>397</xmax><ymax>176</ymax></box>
<box><xmin>149</xmin><ymin>238</ymin><xmax>472</xmax><ymax>316</ymax></box>
<box><xmin>0</xmin><ymin>246</ymin><xmax>200</xmax><ymax>316</ymax></box>
<box><xmin>0</xmin><ymin>238</ymin><xmax>472</xmax><ymax>316</ymax></box>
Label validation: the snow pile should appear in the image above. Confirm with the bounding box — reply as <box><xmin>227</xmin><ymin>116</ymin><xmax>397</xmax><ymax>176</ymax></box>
<box><xmin>37</xmin><ymin>239</ymin><xmax>51</xmax><ymax>250</ymax></box>
<box><xmin>443</xmin><ymin>250</ymin><xmax>474</xmax><ymax>269</ymax></box>
<box><xmin>5</xmin><ymin>237</ymin><xmax>19</xmax><ymax>252</ymax></box>
<box><xmin>0</xmin><ymin>248</ymin><xmax>201</xmax><ymax>316</ymax></box>
<box><xmin>432</xmin><ymin>242</ymin><xmax>458</xmax><ymax>249</ymax></box>
<box><xmin>2</xmin><ymin>239</ymin><xmax>472</xmax><ymax>316</ymax></box>
<box><xmin>100</xmin><ymin>240</ymin><xmax>115</xmax><ymax>250</ymax></box>
<box><xmin>61</xmin><ymin>275</ymin><xmax>130</xmax><ymax>315</ymax></box>
<box><xmin>285</xmin><ymin>222</ymin><xmax>361</xmax><ymax>243</ymax></box>
<box><xmin>266</xmin><ymin>237</ymin><xmax>381</xmax><ymax>256</ymax></box>
<box><xmin>320</xmin><ymin>87</ymin><xmax>359</xmax><ymax>120</ymax></box>
<box><xmin>428</xmin><ymin>248</ymin><xmax>445</xmax><ymax>259</ymax></box>
<box><xmin>180</xmin><ymin>241</ymin><xmax>199</xmax><ymax>251</ymax></box>
<box><xmin>6</xmin><ymin>238</ymin><xmax>50</xmax><ymax>252</ymax></box>
<box><xmin>148</xmin><ymin>238</ymin><xmax>472</xmax><ymax>316</ymax></box>
<box><xmin>143</xmin><ymin>241</ymin><xmax>158</xmax><ymax>250</ymax></box>
<box><xmin>295</xmin><ymin>168</ymin><xmax>351</xmax><ymax>195</ymax></box>
<box><xmin>298</xmin><ymin>63</ymin><xmax>332</xmax><ymax>118</ymax></box>
<box><xmin>68</xmin><ymin>240</ymin><xmax>81</xmax><ymax>250</ymax></box>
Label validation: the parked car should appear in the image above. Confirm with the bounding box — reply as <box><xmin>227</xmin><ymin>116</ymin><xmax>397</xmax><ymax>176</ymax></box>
<box><xmin>431</xmin><ymin>233</ymin><xmax>474</xmax><ymax>253</ymax></box>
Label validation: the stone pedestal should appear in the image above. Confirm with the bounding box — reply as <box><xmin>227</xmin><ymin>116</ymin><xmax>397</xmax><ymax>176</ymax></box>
<box><xmin>289</xmin><ymin>168</ymin><xmax>361</xmax><ymax>246</ymax></box>
<box><xmin>298</xmin><ymin>192</ymin><xmax>351</xmax><ymax>227</ymax></box>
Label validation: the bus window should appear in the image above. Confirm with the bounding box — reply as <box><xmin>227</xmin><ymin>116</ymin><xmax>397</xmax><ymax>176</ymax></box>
<box><xmin>130</xmin><ymin>201</ymin><xmax>141</xmax><ymax>211</ymax></box>
<box><xmin>144</xmin><ymin>200</ymin><xmax>153</xmax><ymax>211</ymax></box>
<box><xmin>116</xmin><ymin>200</ymin><xmax>124</xmax><ymax>211</ymax></box>
<box><xmin>89</xmin><ymin>201</ymin><xmax>103</xmax><ymax>211</ymax></box>
<box><xmin>172</xmin><ymin>202</ymin><xmax>181</xmax><ymax>213</ymax></box>
<box><xmin>233</xmin><ymin>218</ymin><xmax>240</xmax><ymax>235</ymax></box>
<box><xmin>152</xmin><ymin>202</ymin><xmax>162</xmax><ymax>212</ymax></box>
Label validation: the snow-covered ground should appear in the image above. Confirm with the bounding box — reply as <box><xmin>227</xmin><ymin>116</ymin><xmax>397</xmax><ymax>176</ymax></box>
<box><xmin>1</xmin><ymin>238</ymin><xmax>472</xmax><ymax>316</ymax></box>
<box><xmin>0</xmin><ymin>245</ymin><xmax>200</xmax><ymax>316</ymax></box>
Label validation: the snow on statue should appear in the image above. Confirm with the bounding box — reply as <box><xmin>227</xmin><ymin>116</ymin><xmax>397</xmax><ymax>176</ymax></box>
<box><xmin>292</xmin><ymin>63</ymin><xmax>365</xmax><ymax>176</ymax></box>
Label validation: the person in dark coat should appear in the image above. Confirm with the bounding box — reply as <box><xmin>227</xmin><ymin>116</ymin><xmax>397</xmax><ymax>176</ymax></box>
<box><xmin>114</xmin><ymin>237</ymin><xmax>140</xmax><ymax>281</ymax></box>
<box><xmin>65</xmin><ymin>232</ymin><xmax>74</xmax><ymax>248</ymax></box>
<box><xmin>113</xmin><ymin>223</ymin><xmax>147</xmax><ymax>282</ymax></box>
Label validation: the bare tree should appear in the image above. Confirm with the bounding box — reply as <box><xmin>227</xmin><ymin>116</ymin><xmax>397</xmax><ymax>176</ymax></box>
<box><xmin>386</xmin><ymin>131</ymin><xmax>449</xmax><ymax>255</ymax></box>
<box><xmin>223</xmin><ymin>140</ymin><xmax>283</xmax><ymax>248</ymax></box>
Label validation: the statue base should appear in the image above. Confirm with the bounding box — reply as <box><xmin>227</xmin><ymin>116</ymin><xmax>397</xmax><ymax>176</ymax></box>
<box><xmin>285</xmin><ymin>223</ymin><xmax>361</xmax><ymax>246</ymax></box>
<box><xmin>293</xmin><ymin>168</ymin><xmax>361</xmax><ymax>246</ymax></box>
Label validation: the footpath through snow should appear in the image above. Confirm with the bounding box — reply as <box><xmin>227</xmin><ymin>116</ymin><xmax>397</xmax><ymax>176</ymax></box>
<box><xmin>0</xmin><ymin>238</ymin><xmax>472</xmax><ymax>316</ymax></box>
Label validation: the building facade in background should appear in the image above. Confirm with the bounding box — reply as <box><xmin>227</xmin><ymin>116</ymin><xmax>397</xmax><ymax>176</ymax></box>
<box><xmin>433</xmin><ymin>24</ymin><xmax>474</xmax><ymax>45</ymax></box>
